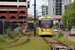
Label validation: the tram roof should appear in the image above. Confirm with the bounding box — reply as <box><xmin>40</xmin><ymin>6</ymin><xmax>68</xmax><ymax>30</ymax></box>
<box><xmin>39</xmin><ymin>16</ymin><xmax>53</xmax><ymax>20</ymax></box>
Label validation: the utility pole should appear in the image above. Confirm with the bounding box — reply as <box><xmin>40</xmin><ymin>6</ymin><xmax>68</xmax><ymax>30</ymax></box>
<box><xmin>23</xmin><ymin>16</ymin><xmax>24</xmax><ymax>24</ymax></box>
<box><xmin>34</xmin><ymin>0</ymin><xmax>36</xmax><ymax>36</ymax></box>
<box><xmin>59</xmin><ymin>22</ymin><xmax>60</xmax><ymax>31</ymax></box>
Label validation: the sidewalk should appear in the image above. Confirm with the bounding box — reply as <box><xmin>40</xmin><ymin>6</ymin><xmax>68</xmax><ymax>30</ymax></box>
<box><xmin>53</xmin><ymin>30</ymin><xmax>75</xmax><ymax>39</ymax></box>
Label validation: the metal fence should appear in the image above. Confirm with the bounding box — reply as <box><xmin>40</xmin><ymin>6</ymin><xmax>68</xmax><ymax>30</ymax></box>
<box><xmin>0</xmin><ymin>21</ymin><xmax>18</xmax><ymax>34</ymax></box>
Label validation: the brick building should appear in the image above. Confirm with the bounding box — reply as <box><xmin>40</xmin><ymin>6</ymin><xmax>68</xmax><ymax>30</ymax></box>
<box><xmin>0</xmin><ymin>0</ymin><xmax>30</xmax><ymax>25</ymax></box>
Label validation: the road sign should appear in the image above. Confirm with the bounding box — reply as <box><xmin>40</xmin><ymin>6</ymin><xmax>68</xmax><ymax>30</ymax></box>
<box><xmin>2</xmin><ymin>19</ymin><xmax>5</xmax><ymax>36</ymax></box>
<box><xmin>2</xmin><ymin>19</ymin><xmax>4</xmax><ymax>24</ymax></box>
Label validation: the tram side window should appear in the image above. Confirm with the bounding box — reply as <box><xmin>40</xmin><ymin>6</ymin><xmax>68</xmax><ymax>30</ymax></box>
<box><xmin>51</xmin><ymin>20</ymin><xmax>53</xmax><ymax>27</ymax></box>
<box><xmin>39</xmin><ymin>20</ymin><xmax>41</xmax><ymax>27</ymax></box>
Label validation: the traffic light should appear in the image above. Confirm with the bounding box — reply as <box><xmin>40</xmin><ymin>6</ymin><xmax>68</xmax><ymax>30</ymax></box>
<box><xmin>58</xmin><ymin>19</ymin><xmax>61</xmax><ymax>22</ymax></box>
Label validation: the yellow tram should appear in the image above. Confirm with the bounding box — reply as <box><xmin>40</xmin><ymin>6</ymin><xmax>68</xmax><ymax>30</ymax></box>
<box><xmin>38</xmin><ymin>16</ymin><xmax>53</xmax><ymax>36</ymax></box>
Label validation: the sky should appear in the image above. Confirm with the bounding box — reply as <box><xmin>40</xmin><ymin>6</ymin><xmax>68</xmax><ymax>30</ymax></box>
<box><xmin>28</xmin><ymin>0</ymin><xmax>74</xmax><ymax>15</ymax></box>
<box><xmin>28</xmin><ymin>0</ymin><xmax>48</xmax><ymax>15</ymax></box>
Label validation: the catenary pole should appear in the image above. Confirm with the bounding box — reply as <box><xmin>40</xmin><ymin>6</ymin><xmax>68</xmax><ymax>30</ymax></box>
<box><xmin>34</xmin><ymin>0</ymin><xmax>36</xmax><ymax>36</ymax></box>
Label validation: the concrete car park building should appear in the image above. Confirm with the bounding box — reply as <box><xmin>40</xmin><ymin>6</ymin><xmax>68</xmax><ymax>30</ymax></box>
<box><xmin>0</xmin><ymin>0</ymin><xmax>30</xmax><ymax>25</ymax></box>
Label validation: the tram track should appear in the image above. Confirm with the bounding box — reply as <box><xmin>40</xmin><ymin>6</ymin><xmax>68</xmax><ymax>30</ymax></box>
<box><xmin>0</xmin><ymin>33</ymin><xmax>31</xmax><ymax>49</ymax></box>
<box><xmin>0</xmin><ymin>33</ymin><xmax>26</xmax><ymax>46</ymax></box>
<box><xmin>42</xmin><ymin>37</ymin><xmax>74</xmax><ymax>50</ymax></box>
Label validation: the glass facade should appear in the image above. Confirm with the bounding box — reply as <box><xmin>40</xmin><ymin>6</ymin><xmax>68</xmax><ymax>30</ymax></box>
<box><xmin>28</xmin><ymin>18</ymin><xmax>32</xmax><ymax>21</ymax></box>
<box><xmin>55</xmin><ymin>0</ymin><xmax>62</xmax><ymax>15</ymax></box>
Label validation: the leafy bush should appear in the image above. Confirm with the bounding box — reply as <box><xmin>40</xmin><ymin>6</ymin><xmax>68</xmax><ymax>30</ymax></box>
<box><xmin>9</xmin><ymin>31</ymin><xmax>16</xmax><ymax>39</ymax></box>
<box><xmin>58</xmin><ymin>31</ymin><xmax>64</xmax><ymax>38</ymax></box>
<box><xmin>6</xmin><ymin>28</ymin><xmax>19</xmax><ymax>39</ymax></box>
<box><xmin>16</xmin><ymin>32</ymin><xmax>19</xmax><ymax>35</ymax></box>
<box><xmin>9</xmin><ymin>33</ymin><xmax>15</xmax><ymax>39</ymax></box>
<box><xmin>0</xmin><ymin>38</ymin><xmax>6</xmax><ymax>42</ymax></box>
<box><xmin>19</xmin><ymin>27</ymin><xmax>23</xmax><ymax>34</ymax></box>
<box><xmin>6</xmin><ymin>28</ymin><xmax>14</xmax><ymax>39</ymax></box>
<box><xmin>3</xmin><ymin>34</ymin><xmax>8</xmax><ymax>39</ymax></box>
<box><xmin>6</xmin><ymin>28</ymin><xmax>11</xmax><ymax>37</ymax></box>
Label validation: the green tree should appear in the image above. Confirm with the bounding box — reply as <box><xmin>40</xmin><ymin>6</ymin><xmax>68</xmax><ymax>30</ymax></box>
<box><xmin>62</xmin><ymin>2</ymin><xmax>75</xmax><ymax>28</ymax></box>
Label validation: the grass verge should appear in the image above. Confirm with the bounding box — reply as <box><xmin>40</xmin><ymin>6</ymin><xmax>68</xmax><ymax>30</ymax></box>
<box><xmin>53</xmin><ymin>35</ymin><xmax>75</xmax><ymax>48</ymax></box>
<box><xmin>2</xmin><ymin>36</ymin><xmax>50</xmax><ymax>50</ymax></box>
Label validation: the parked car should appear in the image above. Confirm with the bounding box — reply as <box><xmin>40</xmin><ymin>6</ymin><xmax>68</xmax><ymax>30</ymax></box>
<box><xmin>69</xmin><ymin>26</ymin><xmax>75</xmax><ymax>36</ymax></box>
<box><xmin>53</xmin><ymin>25</ymin><xmax>58</xmax><ymax>32</ymax></box>
<box><xmin>54</xmin><ymin>29</ymin><xmax>58</xmax><ymax>32</ymax></box>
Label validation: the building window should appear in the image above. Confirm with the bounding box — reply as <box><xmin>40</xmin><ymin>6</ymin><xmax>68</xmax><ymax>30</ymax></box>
<box><xmin>56</xmin><ymin>0</ymin><xmax>59</xmax><ymax>2</ymax></box>
<box><xmin>20</xmin><ymin>11</ymin><xmax>25</xmax><ymax>14</ymax></box>
<box><xmin>59</xmin><ymin>14</ymin><xmax>62</xmax><ymax>15</ymax></box>
<box><xmin>56</xmin><ymin>3</ymin><xmax>59</xmax><ymax>5</ymax></box>
<box><xmin>28</xmin><ymin>1</ymin><xmax>29</xmax><ymax>3</ymax></box>
<box><xmin>0</xmin><ymin>11</ymin><xmax>7</xmax><ymax>13</ymax></box>
<box><xmin>19</xmin><ymin>16</ymin><xmax>26</xmax><ymax>19</ymax></box>
<box><xmin>56</xmin><ymin>9</ymin><xmax>58</xmax><ymax>10</ymax></box>
<box><xmin>19</xmin><ymin>0</ymin><xmax>26</xmax><ymax>2</ymax></box>
<box><xmin>60</xmin><ymin>0</ymin><xmax>62</xmax><ymax>2</ymax></box>
<box><xmin>0</xmin><ymin>5</ymin><xmax>17</xmax><ymax>7</ymax></box>
<box><xmin>27</xmin><ymin>4</ymin><xmax>30</xmax><ymax>8</ymax></box>
<box><xmin>59</xmin><ymin>9</ymin><xmax>62</xmax><ymax>10</ymax></box>
<box><xmin>28</xmin><ymin>18</ymin><xmax>32</xmax><ymax>21</ymax></box>
<box><xmin>0</xmin><ymin>16</ymin><xmax>6</xmax><ymax>19</ymax></box>
<box><xmin>46</xmin><ymin>13</ymin><xmax>48</xmax><ymax>15</ymax></box>
<box><xmin>0</xmin><ymin>0</ymin><xmax>17</xmax><ymax>2</ymax></box>
<box><xmin>13</xmin><ymin>21</ymin><xmax>17</xmax><ymax>24</ymax></box>
<box><xmin>19</xmin><ymin>21</ymin><xmax>26</xmax><ymax>23</ymax></box>
<box><xmin>10</xmin><ymin>16</ymin><xmax>16</xmax><ymax>19</ymax></box>
<box><xmin>19</xmin><ymin>6</ymin><xmax>26</xmax><ymax>8</ymax></box>
<box><xmin>65</xmin><ymin>5</ymin><xmax>67</xmax><ymax>10</ymax></box>
<box><xmin>9</xmin><ymin>11</ymin><xmax>17</xmax><ymax>14</ymax></box>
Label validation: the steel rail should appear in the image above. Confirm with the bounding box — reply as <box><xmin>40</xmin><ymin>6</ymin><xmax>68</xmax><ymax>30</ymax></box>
<box><xmin>0</xmin><ymin>33</ymin><xmax>26</xmax><ymax>46</ymax></box>
<box><xmin>42</xmin><ymin>37</ymin><xmax>74</xmax><ymax>50</ymax></box>
<box><xmin>0</xmin><ymin>33</ymin><xmax>25</xmax><ymax>46</ymax></box>
<box><xmin>0</xmin><ymin>33</ymin><xmax>31</xmax><ymax>49</ymax></box>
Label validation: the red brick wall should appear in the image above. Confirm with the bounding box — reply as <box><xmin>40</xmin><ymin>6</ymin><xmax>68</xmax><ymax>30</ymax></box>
<box><xmin>0</xmin><ymin>7</ymin><xmax>28</xmax><ymax>25</ymax></box>
<box><xmin>0</xmin><ymin>14</ymin><xmax>8</xmax><ymax>20</ymax></box>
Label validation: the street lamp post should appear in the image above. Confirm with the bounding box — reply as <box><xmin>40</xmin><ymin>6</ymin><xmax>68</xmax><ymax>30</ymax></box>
<box><xmin>66</xmin><ymin>20</ymin><xmax>68</xmax><ymax>39</ymax></box>
<box><xmin>58</xmin><ymin>19</ymin><xmax>61</xmax><ymax>31</ymax></box>
<box><xmin>34</xmin><ymin>0</ymin><xmax>36</xmax><ymax>36</ymax></box>
<box><xmin>23</xmin><ymin>16</ymin><xmax>24</xmax><ymax>24</ymax></box>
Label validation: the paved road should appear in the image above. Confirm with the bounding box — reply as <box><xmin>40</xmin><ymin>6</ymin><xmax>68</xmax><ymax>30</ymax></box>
<box><xmin>53</xmin><ymin>30</ymin><xmax>75</xmax><ymax>39</ymax></box>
